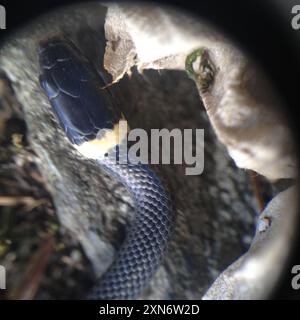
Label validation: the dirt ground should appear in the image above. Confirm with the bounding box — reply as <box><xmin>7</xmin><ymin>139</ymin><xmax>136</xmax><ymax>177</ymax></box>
<box><xmin>0</xmin><ymin>73</ymin><xmax>94</xmax><ymax>299</ymax></box>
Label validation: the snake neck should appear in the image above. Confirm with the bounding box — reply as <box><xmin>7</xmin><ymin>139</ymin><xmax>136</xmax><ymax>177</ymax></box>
<box><xmin>87</xmin><ymin>148</ymin><xmax>174</xmax><ymax>300</ymax></box>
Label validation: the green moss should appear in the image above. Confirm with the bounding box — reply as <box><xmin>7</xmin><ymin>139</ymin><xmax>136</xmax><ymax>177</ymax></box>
<box><xmin>185</xmin><ymin>48</ymin><xmax>216</xmax><ymax>93</ymax></box>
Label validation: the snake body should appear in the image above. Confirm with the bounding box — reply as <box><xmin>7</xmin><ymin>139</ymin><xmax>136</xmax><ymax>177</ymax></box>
<box><xmin>39</xmin><ymin>38</ymin><xmax>174</xmax><ymax>299</ymax></box>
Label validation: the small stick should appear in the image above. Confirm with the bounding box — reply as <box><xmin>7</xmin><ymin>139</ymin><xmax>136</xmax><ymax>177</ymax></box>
<box><xmin>0</xmin><ymin>196</ymin><xmax>45</xmax><ymax>211</ymax></box>
<box><xmin>9</xmin><ymin>236</ymin><xmax>54</xmax><ymax>300</ymax></box>
<box><xmin>248</xmin><ymin>171</ymin><xmax>265</xmax><ymax>212</ymax></box>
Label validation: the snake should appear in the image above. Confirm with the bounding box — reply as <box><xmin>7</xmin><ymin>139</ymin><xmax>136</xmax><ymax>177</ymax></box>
<box><xmin>38</xmin><ymin>38</ymin><xmax>174</xmax><ymax>299</ymax></box>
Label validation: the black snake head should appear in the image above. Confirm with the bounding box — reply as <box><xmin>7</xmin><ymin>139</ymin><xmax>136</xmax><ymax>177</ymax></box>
<box><xmin>38</xmin><ymin>37</ymin><xmax>123</xmax><ymax>149</ymax></box>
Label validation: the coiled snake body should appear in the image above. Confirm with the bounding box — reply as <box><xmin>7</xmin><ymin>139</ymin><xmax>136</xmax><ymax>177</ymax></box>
<box><xmin>39</xmin><ymin>38</ymin><xmax>174</xmax><ymax>299</ymax></box>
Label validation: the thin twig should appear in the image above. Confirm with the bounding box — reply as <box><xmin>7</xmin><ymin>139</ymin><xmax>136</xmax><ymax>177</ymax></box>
<box><xmin>9</xmin><ymin>236</ymin><xmax>54</xmax><ymax>300</ymax></box>
<box><xmin>0</xmin><ymin>196</ymin><xmax>45</xmax><ymax>211</ymax></box>
<box><xmin>248</xmin><ymin>171</ymin><xmax>265</xmax><ymax>212</ymax></box>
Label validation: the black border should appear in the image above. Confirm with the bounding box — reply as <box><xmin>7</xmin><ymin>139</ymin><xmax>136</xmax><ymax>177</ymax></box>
<box><xmin>0</xmin><ymin>0</ymin><xmax>300</xmax><ymax>300</ymax></box>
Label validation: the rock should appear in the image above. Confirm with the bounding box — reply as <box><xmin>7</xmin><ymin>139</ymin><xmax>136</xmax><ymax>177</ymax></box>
<box><xmin>104</xmin><ymin>3</ymin><xmax>297</xmax><ymax>180</ymax></box>
<box><xmin>203</xmin><ymin>186</ymin><xmax>298</xmax><ymax>299</ymax></box>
